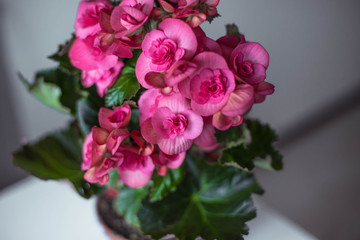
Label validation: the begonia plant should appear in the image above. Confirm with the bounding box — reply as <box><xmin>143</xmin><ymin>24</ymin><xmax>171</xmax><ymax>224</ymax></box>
<box><xmin>14</xmin><ymin>0</ymin><xmax>282</xmax><ymax>239</ymax></box>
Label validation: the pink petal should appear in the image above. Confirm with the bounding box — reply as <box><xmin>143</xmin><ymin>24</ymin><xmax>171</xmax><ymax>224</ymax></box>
<box><xmin>194</xmin><ymin>123</ymin><xmax>219</xmax><ymax>152</ymax></box>
<box><xmin>193</xmin><ymin>51</ymin><xmax>229</xmax><ymax>70</ymax></box>
<box><xmin>142</xmin><ymin>29</ymin><xmax>167</xmax><ymax>58</ymax></box>
<box><xmin>231</xmin><ymin>42</ymin><xmax>269</xmax><ymax>69</ymax></box>
<box><xmin>84</xmin><ymin>167</ymin><xmax>110</xmax><ymax>185</ymax></box>
<box><xmin>99</xmin><ymin>9</ymin><xmax>113</xmax><ymax>33</ymax></box>
<box><xmin>98</xmin><ymin>106</ymin><xmax>131</xmax><ymax>132</ymax></box>
<box><xmin>131</xmin><ymin>130</ymin><xmax>155</xmax><ymax>156</ymax></box>
<box><xmin>182</xmin><ymin>109</ymin><xmax>204</xmax><ymax>140</ymax></box>
<box><xmin>106</xmin><ymin>129</ymin><xmax>130</xmax><ymax>155</ymax></box>
<box><xmin>221</xmin><ymin>84</ymin><xmax>255</xmax><ymax>117</ymax></box>
<box><xmin>145</xmin><ymin>72</ymin><xmax>167</xmax><ymax>88</ymax></box>
<box><xmin>159</xmin><ymin>18</ymin><xmax>197</xmax><ymax>60</ymax></box>
<box><xmin>119</xmin><ymin>168</ymin><xmax>153</xmax><ymax>188</ymax></box>
<box><xmin>138</xmin><ymin>89</ymin><xmax>164</xmax><ymax>124</ymax></box>
<box><xmin>164</xmin><ymin>60</ymin><xmax>197</xmax><ymax>86</ymax></box>
<box><xmin>92</xmin><ymin>127</ymin><xmax>109</xmax><ymax>145</ymax></box>
<box><xmin>81</xmin><ymin>132</ymin><xmax>93</xmax><ymax>171</ymax></box>
<box><xmin>212</xmin><ymin>112</ymin><xmax>233</xmax><ymax>131</ymax></box>
<box><xmin>158</xmin><ymin>135</ymin><xmax>193</xmax><ymax>155</ymax></box>
<box><xmin>158</xmin><ymin>93</ymin><xmax>191</xmax><ymax>114</ymax></box>
<box><xmin>141</xmin><ymin>117</ymin><xmax>158</xmax><ymax>144</ymax></box>
<box><xmin>165</xmin><ymin>151</ymin><xmax>186</xmax><ymax>169</ymax></box>
<box><xmin>158</xmin><ymin>0</ymin><xmax>175</xmax><ymax>12</ymax></box>
<box><xmin>152</xmin><ymin>107</ymin><xmax>176</xmax><ymax>139</ymax></box>
<box><xmin>135</xmin><ymin>53</ymin><xmax>156</xmax><ymax>89</ymax></box>
<box><xmin>69</xmin><ymin>38</ymin><xmax>98</xmax><ymax>71</ymax></box>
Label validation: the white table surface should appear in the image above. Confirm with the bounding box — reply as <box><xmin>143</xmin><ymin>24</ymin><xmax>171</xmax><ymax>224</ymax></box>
<box><xmin>0</xmin><ymin>177</ymin><xmax>317</xmax><ymax>240</ymax></box>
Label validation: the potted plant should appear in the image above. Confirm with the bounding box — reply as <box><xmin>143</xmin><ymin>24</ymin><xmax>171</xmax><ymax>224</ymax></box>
<box><xmin>13</xmin><ymin>0</ymin><xmax>282</xmax><ymax>239</ymax></box>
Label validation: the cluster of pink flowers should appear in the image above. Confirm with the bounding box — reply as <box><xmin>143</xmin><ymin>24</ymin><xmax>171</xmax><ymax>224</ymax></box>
<box><xmin>74</xmin><ymin>0</ymin><xmax>274</xmax><ymax>188</ymax></box>
<box><xmin>82</xmin><ymin>105</ymin><xmax>186</xmax><ymax>187</ymax></box>
<box><xmin>69</xmin><ymin>0</ymin><xmax>155</xmax><ymax>96</ymax></box>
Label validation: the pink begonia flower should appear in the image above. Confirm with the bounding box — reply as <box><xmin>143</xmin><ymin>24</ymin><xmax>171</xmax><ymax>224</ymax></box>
<box><xmin>230</xmin><ymin>42</ymin><xmax>269</xmax><ymax>85</ymax></box>
<box><xmin>136</xmin><ymin>18</ymin><xmax>197</xmax><ymax>88</ymax></box>
<box><xmin>84</xmin><ymin>127</ymin><xmax>130</xmax><ymax>185</ymax></box>
<box><xmin>81</xmin><ymin>60</ymin><xmax>124</xmax><ymax>97</ymax></box>
<box><xmin>217</xmin><ymin>34</ymin><xmax>245</xmax><ymax>62</ymax></box>
<box><xmin>118</xmin><ymin>146</ymin><xmax>155</xmax><ymax>188</ymax></box>
<box><xmin>74</xmin><ymin>0</ymin><xmax>112</xmax><ymax>39</ymax></box>
<box><xmin>194</xmin><ymin>118</ymin><xmax>219</xmax><ymax>151</ymax></box>
<box><xmin>178</xmin><ymin>52</ymin><xmax>235</xmax><ymax>116</ymax></box>
<box><xmin>212</xmin><ymin>111</ymin><xmax>243</xmax><ymax>131</ymax></box>
<box><xmin>98</xmin><ymin>105</ymin><xmax>132</xmax><ymax>133</ymax></box>
<box><xmin>69</xmin><ymin>35</ymin><xmax>119</xmax><ymax>71</ymax></box>
<box><xmin>81</xmin><ymin>132</ymin><xmax>93</xmax><ymax>171</ymax></box>
<box><xmin>254</xmin><ymin>81</ymin><xmax>275</xmax><ymax>103</ymax></box>
<box><xmin>221</xmin><ymin>83</ymin><xmax>254</xmax><ymax>117</ymax></box>
<box><xmin>110</xmin><ymin>0</ymin><xmax>154</xmax><ymax>38</ymax></box>
<box><xmin>96</xmin><ymin>9</ymin><xmax>141</xmax><ymax>58</ymax></box>
<box><xmin>141</xmin><ymin>93</ymin><xmax>203</xmax><ymax>155</ymax></box>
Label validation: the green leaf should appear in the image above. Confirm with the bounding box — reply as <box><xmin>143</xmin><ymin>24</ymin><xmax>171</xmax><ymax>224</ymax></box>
<box><xmin>215</xmin><ymin>124</ymin><xmax>251</xmax><ymax>148</ymax></box>
<box><xmin>20</xmin><ymin>68</ymin><xmax>83</xmax><ymax>115</ymax></box>
<box><xmin>106</xmin><ymin>169</ymin><xmax>121</xmax><ymax>189</ymax></box>
<box><xmin>138</xmin><ymin>158</ymin><xmax>263</xmax><ymax>240</ymax></box>
<box><xmin>20</xmin><ymin>73</ymin><xmax>69</xmax><ymax>113</ymax></box>
<box><xmin>105</xmin><ymin>65</ymin><xmax>140</xmax><ymax>107</ymax></box>
<box><xmin>12</xmin><ymin>123</ymin><xmax>101</xmax><ymax>198</ymax></box>
<box><xmin>150</xmin><ymin>167</ymin><xmax>184</xmax><ymax>202</ymax></box>
<box><xmin>207</xmin><ymin>13</ymin><xmax>221</xmax><ymax>23</ymax></box>
<box><xmin>218</xmin><ymin>119</ymin><xmax>283</xmax><ymax>171</ymax></box>
<box><xmin>225</xmin><ymin>24</ymin><xmax>244</xmax><ymax>42</ymax></box>
<box><xmin>114</xmin><ymin>185</ymin><xmax>150</xmax><ymax>227</ymax></box>
<box><xmin>76</xmin><ymin>98</ymin><xmax>100</xmax><ymax>136</ymax></box>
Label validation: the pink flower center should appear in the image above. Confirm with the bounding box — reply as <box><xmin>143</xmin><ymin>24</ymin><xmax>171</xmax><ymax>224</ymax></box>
<box><xmin>164</xmin><ymin>114</ymin><xmax>188</xmax><ymax>138</ymax></box>
<box><xmin>149</xmin><ymin>38</ymin><xmax>183</xmax><ymax>70</ymax></box>
<box><xmin>109</xmin><ymin>111</ymin><xmax>126</xmax><ymax>123</ymax></box>
<box><xmin>238</xmin><ymin>61</ymin><xmax>254</xmax><ymax>77</ymax></box>
<box><xmin>103</xmin><ymin>158</ymin><xmax>117</xmax><ymax>169</ymax></box>
<box><xmin>199</xmin><ymin>69</ymin><xmax>226</xmax><ymax>100</ymax></box>
<box><xmin>121</xmin><ymin>150</ymin><xmax>143</xmax><ymax>171</ymax></box>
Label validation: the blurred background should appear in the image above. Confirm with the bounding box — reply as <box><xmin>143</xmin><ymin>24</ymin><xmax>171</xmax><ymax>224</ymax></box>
<box><xmin>0</xmin><ymin>0</ymin><xmax>359</xmax><ymax>239</ymax></box>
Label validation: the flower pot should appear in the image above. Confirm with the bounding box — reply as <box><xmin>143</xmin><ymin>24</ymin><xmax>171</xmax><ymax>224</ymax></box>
<box><xmin>96</xmin><ymin>194</ymin><xmax>151</xmax><ymax>240</ymax></box>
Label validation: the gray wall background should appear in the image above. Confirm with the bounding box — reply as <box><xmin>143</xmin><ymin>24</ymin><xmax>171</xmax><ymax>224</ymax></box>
<box><xmin>1</xmin><ymin>0</ymin><xmax>360</xmax><ymax>239</ymax></box>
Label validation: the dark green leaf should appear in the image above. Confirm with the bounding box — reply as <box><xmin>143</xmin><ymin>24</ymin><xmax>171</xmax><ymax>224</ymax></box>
<box><xmin>114</xmin><ymin>185</ymin><xmax>150</xmax><ymax>227</ymax></box>
<box><xmin>218</xmin><ymin>119</ymin><xmax>283</xmax><ymax>171</ymax></box>
<box><xmin>207</xmin><ymin>13</ymin><xmax>221</xmax><ymax>23</ymax></box>
<box><xmin>105</xmin><ymin>65</ymin><xmax>140</xmax><ymax>107</ymax></box>
<box><xmin>225</xmin><ymin>24</ymin><xmax>244</xmax><ymax>42</ymax></box>
<box><xmin>126</xmin><ymin>49</ymin><xmax>142</xmax><ymax>68</ymax></box>
<box><xmin>12</xmin><ymin>123</ymin><xmax>101</xmax><ymax>198</ymax></box>
<box><xmin>150</xmin><ymin>167</ymin><xmax>184</xmax><ymax>202</ymax></box>
<box><xmin>138</xmin><ymin>158</ymin><xmax>263</xmax><ymax>240</ymax></box>
<box><xmin>76</xmin><ymin>98</ymin><xmax>100</xmax><ymax>136</ymax></box>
